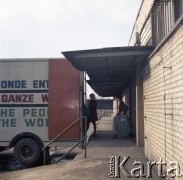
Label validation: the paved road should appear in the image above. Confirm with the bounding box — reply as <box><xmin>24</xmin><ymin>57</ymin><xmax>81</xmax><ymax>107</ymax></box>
<box><xmin>0</xmin><ymin>116</ymin><xmax>162</xmax><ymax>180</ymax></box>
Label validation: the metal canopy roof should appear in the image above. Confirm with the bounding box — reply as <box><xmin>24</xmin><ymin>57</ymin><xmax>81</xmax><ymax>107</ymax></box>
<box><xmin>62</xmin><ymin>46</ymin><xmax>153</xmax><ymax>97</ymax></box>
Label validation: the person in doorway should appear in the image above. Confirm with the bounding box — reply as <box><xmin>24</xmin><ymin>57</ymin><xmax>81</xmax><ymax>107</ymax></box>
<box><xmin>119</xmin><ymin>98</ymin><xmax>134</xmax><ymax>136</ymax></box>
<box><xmin>87</xmin><ymin>93</ymin><xmax>98</xmax><ymax>136</ymax></box>
<box><xmin>118</xmin><ymin>99</ymin><xmax>128</xmax><ymax>115</ymax></box>
<box><xmin>113</xmin><ymin>96</ymin><xmax>129</xmax><ymax>138</ymax></box>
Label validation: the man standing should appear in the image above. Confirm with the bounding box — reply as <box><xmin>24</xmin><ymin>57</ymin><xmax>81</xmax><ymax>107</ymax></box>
<box><xmin>87</xmin><ymin>93</ymin><xmax>98</xmax><ymax>136</ymax></box>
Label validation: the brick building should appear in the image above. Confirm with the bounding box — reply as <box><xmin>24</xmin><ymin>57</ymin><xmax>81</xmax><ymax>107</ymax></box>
<box><xmin>128</xmin><ymin>0</ymin><xmax>183</xmax><ymax>178</ymax></box>
<box><xmin>63</xmin><ymin>0</ymin><xmax>183</xmax><ymax>178</ymax></box>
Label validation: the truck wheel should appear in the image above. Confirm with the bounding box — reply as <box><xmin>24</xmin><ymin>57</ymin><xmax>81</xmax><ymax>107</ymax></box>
<box><xmin>0</xmin><ymin>147</ymin><xmax>6</xmax><ymax>152</ymax></box>
<box><xmin>14</xmin><ymin>138</ymin><xmax>41</xmax><ymax>166</ymax></box>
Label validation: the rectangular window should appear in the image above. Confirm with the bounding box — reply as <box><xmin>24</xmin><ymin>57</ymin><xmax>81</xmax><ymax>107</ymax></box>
<box><xmin>152</xmin><ymin>0</ymin><xmax>183</xmax><ymax>46</ymax></box>
<box><xmin>174</xmin><ymin>0</ymin><xmax>183</xmax><ymax>21</ymax></box>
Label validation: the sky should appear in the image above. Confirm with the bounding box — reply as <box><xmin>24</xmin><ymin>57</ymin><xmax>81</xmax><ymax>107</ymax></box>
<box><xmin>0</xmin><ymin>0</ymin><xmax>141</xmax><ymax>58</ymax></box>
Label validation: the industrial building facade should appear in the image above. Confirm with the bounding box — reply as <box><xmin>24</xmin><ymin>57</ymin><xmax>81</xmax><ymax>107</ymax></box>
<box><xmin>63</xmin><ymin>0</ymin><xmax>183</xmax><ymax>178</ymax></box>
<box><xmin>128</xmin><ymin>0</ymin><xmax>183</xmax><ymax>178</ymax></box>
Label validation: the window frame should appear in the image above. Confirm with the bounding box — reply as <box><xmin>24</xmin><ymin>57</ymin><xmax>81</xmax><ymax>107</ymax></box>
<box><xmin>151</xmin><ymin>0</ymin><xmax>183</xmax><ymax>47</ymax></box>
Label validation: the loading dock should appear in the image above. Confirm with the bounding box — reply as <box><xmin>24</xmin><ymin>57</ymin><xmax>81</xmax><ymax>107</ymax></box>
<box><xmin>62</xmin><ymin>46</ymin><xmax>153</xmax><ymax>147</ymax></box>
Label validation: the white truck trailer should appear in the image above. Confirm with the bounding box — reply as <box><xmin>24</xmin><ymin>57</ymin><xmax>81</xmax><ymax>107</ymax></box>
<box><xmin>0</xmin><ymin>58</ymin><xmax>85</xmax><ymax>165</ymax></box>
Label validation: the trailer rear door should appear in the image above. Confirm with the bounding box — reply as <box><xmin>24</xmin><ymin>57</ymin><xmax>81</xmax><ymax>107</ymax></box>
<box><xmin>48</xmin><ymin>59</ymin><xmax>80</xmax><ymax>140</ymax></box>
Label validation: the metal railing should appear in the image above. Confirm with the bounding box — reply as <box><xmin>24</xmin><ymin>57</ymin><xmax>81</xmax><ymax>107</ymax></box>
<box><xmin>42</xmin><ymin>116</ymin><xmax>87</xmax><ymax>165</ymax></box>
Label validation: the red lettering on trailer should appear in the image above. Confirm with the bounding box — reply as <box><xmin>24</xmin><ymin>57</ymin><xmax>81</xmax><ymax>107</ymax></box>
<box><xmin>41</xmin><ymin>94</ymin><xmax>48</xmax><ymax>102</ymax></box>
<box><xmin>1</xmin><ymin>94</ymin><xmax>34</xmax><ymax>103</ymax></box>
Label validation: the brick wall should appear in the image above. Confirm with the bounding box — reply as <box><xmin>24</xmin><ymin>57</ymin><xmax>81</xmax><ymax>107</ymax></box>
<box><xmin>143</xmin><ymin>25</ymin><xmax>183</xmax><ymax>179</ymax></box>
<box><xmin>129</xmin><ymin>0</ymin><xmax>155</xmax><ymax>46</ymax></box>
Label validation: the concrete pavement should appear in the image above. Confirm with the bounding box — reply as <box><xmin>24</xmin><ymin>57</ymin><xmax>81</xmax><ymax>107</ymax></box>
<box><xmin>0</xmin><ymin>116</ymin><xmax>161</xmax><ymax>180</ymax></box>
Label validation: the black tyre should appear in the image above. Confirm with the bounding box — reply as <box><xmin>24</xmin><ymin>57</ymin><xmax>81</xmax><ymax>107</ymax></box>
<box><xmin>14</xmin><ymin>138</ymin><xmax>41</xmax><ymax>166</ymax></box>
<box><xmin>0</xmin><ymin>147</ymin><xmax>6</xmax><ymax>152</ymax></box>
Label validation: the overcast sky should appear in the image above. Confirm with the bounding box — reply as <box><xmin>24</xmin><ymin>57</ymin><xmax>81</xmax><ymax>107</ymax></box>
<box><xmin>0</xmin><ymin>0</ymin><xmax>141</xmax><ymax>58</ymax></box>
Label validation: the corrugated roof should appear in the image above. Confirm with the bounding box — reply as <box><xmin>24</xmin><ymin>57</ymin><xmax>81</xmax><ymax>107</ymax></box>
<box><xmin>62</xmin><ymin>46</ymin><xmax>153</xmax><ymax>97</ymax></box>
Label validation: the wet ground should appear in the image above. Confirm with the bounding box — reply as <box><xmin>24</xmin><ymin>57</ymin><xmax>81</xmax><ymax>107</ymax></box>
<box><xmin>0</xmin><ymin>148</ymin><xmax>77</xmax><ymax>173</ymax></box>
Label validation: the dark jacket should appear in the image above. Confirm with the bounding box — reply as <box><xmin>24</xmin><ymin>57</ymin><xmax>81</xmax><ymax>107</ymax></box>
<box><xmin>88</xmin><ymin>99</ymin><xmax>98</xmax><ymax>122</ymax></box>
<box><xmin>119</xmin><ymin>101</ymin><xmax>128</xmax><ymax>114</ymax></box>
